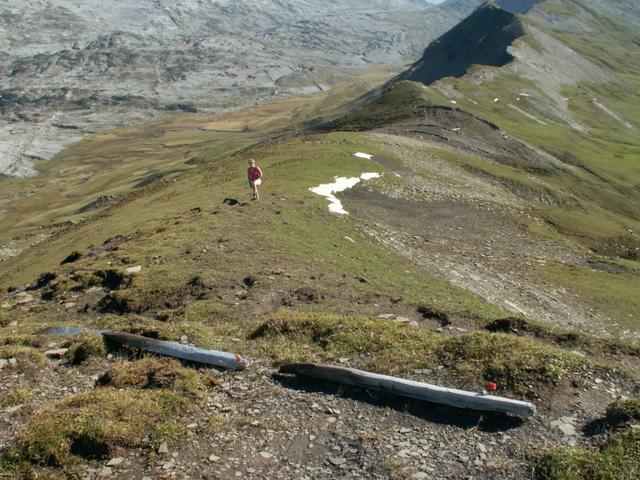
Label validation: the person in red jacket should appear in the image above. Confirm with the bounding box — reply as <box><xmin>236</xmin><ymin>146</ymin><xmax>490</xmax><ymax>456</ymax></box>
<box><xmin>247</xmin><ymin>158</ymin><xmax>263</xmax><ymax>201</ymax></box>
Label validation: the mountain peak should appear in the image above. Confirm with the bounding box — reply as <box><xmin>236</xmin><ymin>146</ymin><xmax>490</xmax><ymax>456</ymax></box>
<box><xmin>396</xmin><ymin>1</ymin><xmax>524</xmax><ymax>86</ymax></box>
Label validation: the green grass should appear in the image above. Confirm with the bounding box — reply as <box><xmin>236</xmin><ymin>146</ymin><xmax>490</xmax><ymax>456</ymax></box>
<box><xmin>250</xmin><ymin>310</ymin><xmax>585</xmax><ymax>398</ymax></box>
<box><xmin>606</xmin><ymin>399</ymin><xmax>640</xmax><ymax>427</ymax></box>
<box><xmin>536</xmin><ymin>397</ymin><xmax>640</xmax><ymax>480</ymax></box>
<box><xmin>65</xmin><ymin>335</ymin><xmax>107</xmax><ymax>365</ymax></box>
<box><xmin>0</xmin><ymin>345</ymin><xmax>46</xmax><ymax>365</ymax></box>
<box><xmin>97</xmin><ymin>357</ymin><xmax>218</xmax><ymax>396</ymax></box>
<box><xmin>535</xmin><ymin>262</ymin><xmax>640</xmax><ymax>331</ymax></box>
<box><xmin>6</xmin><ymin>388</ymin><xmax>193</xmax><ymax>470</ymax></box>
<box><xmin>536</xmin><ymin>428</ymin><xmax>640</xmax><ymax>480</ymax></box>
<box><xmin>0</xmin><ymin>386</ymin><xmax>32</xmax><ymax>409</ymax></box>
<box><xmin>0</xmin><ymin>132</ymin><xmax>511</xmax><ymax>322</ymax></box>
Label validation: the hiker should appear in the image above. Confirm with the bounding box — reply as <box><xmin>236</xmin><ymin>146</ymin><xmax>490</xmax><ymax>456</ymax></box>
<box><xmin>247</xmin><ymin>158</ymin><xmax>263</xmax><ymax>201</ymax></box>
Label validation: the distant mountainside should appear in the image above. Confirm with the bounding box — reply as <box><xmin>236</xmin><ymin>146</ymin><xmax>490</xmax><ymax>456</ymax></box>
<box><xmin>391</xmin><ymin>0</ymin><xmax>637</xmax><ymax>123</ymax></box>
<box><xmin>0</xmin><ymin>0</ymin><xmax>465</xmax><ymax>177</ymax></box>
<box><xmin>320</xmin><ymin>0</ymin><xmax>639</xmax><ymax>257</ymax></box>
<box><xmin>397</xmin><ymin>3</ymin><xmax>525</xmax><ymax>85</ymax></box>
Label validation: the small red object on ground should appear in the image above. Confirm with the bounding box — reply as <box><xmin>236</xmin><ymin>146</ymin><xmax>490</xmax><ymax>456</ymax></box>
<box><xmin>487</xmin><ymin>382</ymin><xmax>498</xmax><ymax>392</ymax></box>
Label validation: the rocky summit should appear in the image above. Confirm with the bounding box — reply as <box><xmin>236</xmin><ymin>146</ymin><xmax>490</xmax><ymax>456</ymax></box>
<box><xmin>0</xmin><ymin>1</ymin><xmax>639</xmax><ymax>479</ymax></box>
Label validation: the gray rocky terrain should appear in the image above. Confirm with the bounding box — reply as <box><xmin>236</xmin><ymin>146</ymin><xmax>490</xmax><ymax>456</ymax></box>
<box><xmin>0</xmin><ymin>0</ymin><xmax>472</xmax><ymax>177</ymax></box>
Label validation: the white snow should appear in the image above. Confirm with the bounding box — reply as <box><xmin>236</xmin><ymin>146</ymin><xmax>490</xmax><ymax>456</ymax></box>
<box><xmin>353</xmin><ymin>152</ymin><xmax>373</xmax><ymax>160</ymax></box>
<box><xmin>493</xmin><ymin>98</ymin><xmax>500</xmax><ymax>103</ymax></box>
<box><xmin>449</xmin><ymin>100</ymin><xmax>457</xmax><ymax>104</ymax></box>
<box><xmin>360</xmin><ymin>172</ymin><xmax>380</xmax><ymax>180</ymax></box>
<box><xmin>310</xmin><ymin>172</ymin><xmax>381</xmax><ymax>215</ymax></box>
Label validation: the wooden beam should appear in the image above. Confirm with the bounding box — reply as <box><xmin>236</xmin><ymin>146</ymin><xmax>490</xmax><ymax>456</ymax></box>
<box><xmin>103</xmin><ymin>331</ymin><xmax>246</xmax><ymax>370</ymax></box>
<box><xmin>280</xmin><ymin>362</ymin><xmax>535</xmax><ymax>418</ymax></box>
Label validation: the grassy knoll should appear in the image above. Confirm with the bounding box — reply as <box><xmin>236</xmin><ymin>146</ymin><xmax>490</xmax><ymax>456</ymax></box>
<box><xmin>0</xmin><ymin>131</ymin><xmax>512</xmax><ymax>321</ymax></box>
<box><xmin>2</xmin><ymin>389</ymin><xmax>194</xmax><ymax>476</ymax></box>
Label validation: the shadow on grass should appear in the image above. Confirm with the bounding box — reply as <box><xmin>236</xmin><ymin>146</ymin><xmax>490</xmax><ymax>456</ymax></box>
<box><xmin>272</xmin><ymin>373</ymin><xmax>524</xmax><ymax>432</ymax></box>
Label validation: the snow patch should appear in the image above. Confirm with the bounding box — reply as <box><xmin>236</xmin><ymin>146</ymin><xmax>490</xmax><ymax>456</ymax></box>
<box><xmin>310</xmin><ymin>172</ymin><xmax>381</xmax><ymax>215</ymax></box>
<box><xmin>592</xmin><ymin>100</ymin><xmax>633</xmax><ymax>129</ymax></box>
<box><xmin>353</xmin><ymin>152</ymin><xmax>373</xmax><ymax>160</ymax></box>
<box><xmin>360</xmin><ymin>172</ymin><xmax>380</xmax><ymax>180</ymax></box>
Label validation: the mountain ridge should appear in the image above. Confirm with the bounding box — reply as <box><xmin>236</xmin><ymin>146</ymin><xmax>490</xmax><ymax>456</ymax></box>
<box><xmin>0</xmin><ymin>1</ymin><xmax>639</xmax><ymax>479</ymax></box>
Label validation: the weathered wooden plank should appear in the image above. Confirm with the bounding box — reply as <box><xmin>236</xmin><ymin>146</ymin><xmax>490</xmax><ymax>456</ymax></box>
<box><xmin>280</xmin><ymin>362</ymin><xmax>535</xmax><ymax>417</ymax></box>
<box><xmin>103</xmin><ymin>331</ymin><xmax>247</xmax><ymax>370</ymax></box>
<box><xmin>39</xmin><ymin>326</ymin><xmax>111</xmax><ymax>336</ymax></box>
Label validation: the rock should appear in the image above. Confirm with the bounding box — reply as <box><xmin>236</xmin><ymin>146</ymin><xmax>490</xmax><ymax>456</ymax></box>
<box><xmin>558</xmin><ymin>424</ymin><xmax>576</xmax><ymax>436</ymax></box>
<box><xmin>5</xmin><ymin>405</ymin><xmax>22</xmax><ymax>414</ymax></box>
<box><xmin>328</xmin><ymin>456</ymin><xmax>346</xmax><ymax>466</ymax></box>
<box><xmin>8</xmin><ymin>358</ymin><xmax>18</xmax><ymax>366</ymax></box>
<box><xmin>259</xmin><ymin>451</ymin><xmax>274</xmax><ymax>459</ymax></box>
<box><xmin>97</xmin><ymin>466</ymin><xmax>113</xmax><ymax>477</ymax></box>
<box><xmin>158</xmin><ymin>442</ymin><xmax>169</xmax><ymax>454</ymax></box>
<box><xmin>378</xmin><ymin>314</ymin><xmax>396</xmax><ymax>319</ymax></box>
<box><xmin>16</xmin><ymin>294</ymin><xmax>34</xmax><ymax>304</ymax></box>
<box><xmin>208</xmin><ymin>455</ymin><xmax>220</xmax><ymax>462</ymax></box>
<box><xmin>411</xmin><ymin>473</ymin><xmax>428</xmax><ymax>480</ymax></box>
<box><xmin>126</xmin><ymin>265</ymin><xmax>142</xmax><ymax>274</ymax></box>
<box><xmin>106</xmin><ymin>457</ymin><xmax>124</xmax><ymax>467</ymax></box>
<box><xmin>0</xmin><ymin>359</ymin><xmax>8</xmax><ymax>369</ymax></box>
<box><xmin>44</xmin><ymin>348</ymin><xmax>69</xmax><ymax>358</ymax></box>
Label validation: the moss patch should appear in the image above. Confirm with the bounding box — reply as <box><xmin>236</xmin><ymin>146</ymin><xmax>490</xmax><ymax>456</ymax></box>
<box><xmin>66</xmin><ymin>335</ymin><xmax>107</xmax><ymax>365</ymax></box>
<box><xmin>536</xmin><ymin>427</ymin><xmax>640</xmax><ymax>480</ymax></box>
<box><xmin>606</xmin><ymin>399</ymin><xmax>640</xmax><ymax>427</ymax></box>
<box><xmin>97</xmin><ymin>357</ymin><xmax>218</xmax><ymax>396</ymax></box>
<box><xmin>0</xmin><ymin>346</ymin><xmax>46</xmax><ymax>365</ymax></box>
<box><xmin>9</xmin><ymin>388</ymin><xmax>192</xmax><ymax>469</ymax></box>
<box><xmin>0</xmin><ymin>386</ymin><xmax>32</xmax><ymax>408</ymax></box>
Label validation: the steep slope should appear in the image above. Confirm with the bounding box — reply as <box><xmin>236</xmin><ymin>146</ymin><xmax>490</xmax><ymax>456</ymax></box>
<box><xmin>397</xmin><ymin>2</ymin><xmax>525</xmax><ymax>86</ymax></box>
<box><xmin>0</xmin><ymin>82</ymin><xmax>639</xmax><ymax>480</ymax></box>
<box><xmin>310</xmin><ymin>0</ymin><xmax>640</xmax><ymax>329</ymax></box>
<box><xmin>0</xmin><ymin>2</ymin><xmax>639</xmax><ymax>480</ymax></box>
